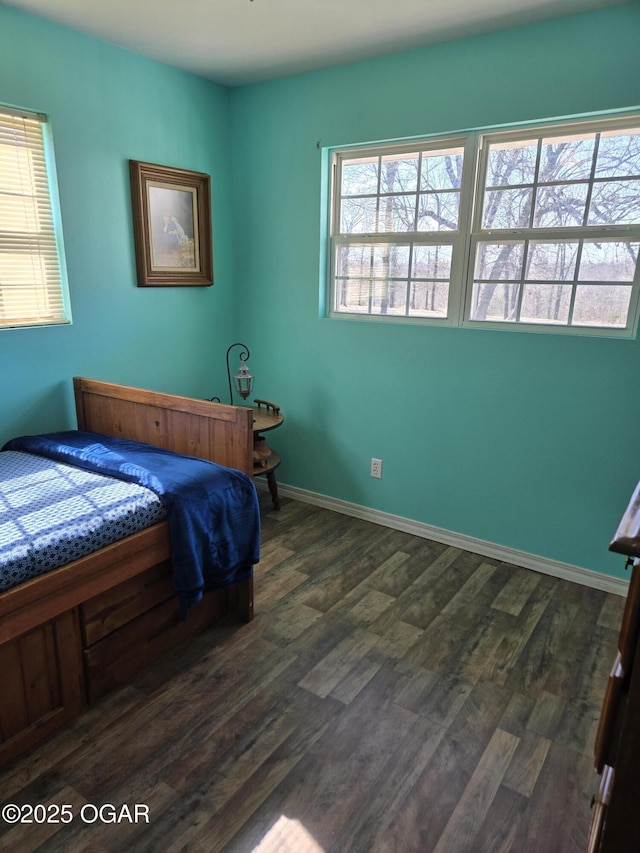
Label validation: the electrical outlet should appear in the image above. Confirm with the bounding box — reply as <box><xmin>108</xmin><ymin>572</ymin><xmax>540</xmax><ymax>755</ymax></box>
<box><xmin>370</xmin><ymin>458</ymin><xmax>383</xmax><ymax>479</ymax></box>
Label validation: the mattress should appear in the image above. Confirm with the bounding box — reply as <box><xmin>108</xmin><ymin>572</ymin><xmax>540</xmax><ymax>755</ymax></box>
<box><xmin>0</xmin><ymin>449</ymin><xmax>166</xmax><ymax>592</ymax></box>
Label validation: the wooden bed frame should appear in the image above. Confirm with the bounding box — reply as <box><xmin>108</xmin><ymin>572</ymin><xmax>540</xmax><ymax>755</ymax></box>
<box><xmin>0</xmin><ymin>377</ymin><xmax>256</xmax><ymax>767</ymax></box>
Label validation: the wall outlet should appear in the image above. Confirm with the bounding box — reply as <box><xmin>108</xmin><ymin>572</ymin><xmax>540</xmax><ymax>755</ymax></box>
<box><xmin>370</xmin><ymin>458</ymin><xmax>383</xmax><ymax>479</ymax></box>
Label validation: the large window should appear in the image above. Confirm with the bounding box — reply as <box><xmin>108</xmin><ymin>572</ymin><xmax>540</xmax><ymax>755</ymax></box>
<box><xmin>0</xmin><ymin>107</ymin><xmax>70</xmax><ymax>329</ymax></box>
<box><xmin>328</xmin><ymin>115</ymin><xmax>640</xmax><ymax>336</ymax></box>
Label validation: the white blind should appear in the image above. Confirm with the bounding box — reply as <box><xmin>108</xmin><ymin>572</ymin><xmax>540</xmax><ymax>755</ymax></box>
<box><xmin>0</xmin><ymin>108</ymin><xmax>69</xmax><ymax>329</ymax></box>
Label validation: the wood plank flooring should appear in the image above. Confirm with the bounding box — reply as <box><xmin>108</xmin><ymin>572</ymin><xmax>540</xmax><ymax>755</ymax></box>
<box><xmin>0</xmin><ymin>495</ymin><xmax>625</xmax><ymax>852</ymax></box>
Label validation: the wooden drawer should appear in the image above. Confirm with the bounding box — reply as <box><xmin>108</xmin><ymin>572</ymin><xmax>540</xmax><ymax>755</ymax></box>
<box><xmin>83</xmin><ymin>591</ymin><xmax>226</xmax><ymax>702</ymax></box>
<box><xmin>619</xmin><ymin>560</ymin><xmax>640</xmax><ymax>672</ymax></box>
<box><xmin>0</xmin><ymin>609</ymin><xmax>85</xmax><ymax>765</ymax></box>
<box><xmin>80</xmin><ymin>560</ymin><xmax>174</xmax><ymax>646</ymax></box>
<box><xmin>587</xmin><ymin>765</ymin><xmax>614</xmax><ymax>853</ymax></box>
<box><xmin>594</xmin><ymin>652</ymin><xmax>624</xmax><ymax>774</ymax></box>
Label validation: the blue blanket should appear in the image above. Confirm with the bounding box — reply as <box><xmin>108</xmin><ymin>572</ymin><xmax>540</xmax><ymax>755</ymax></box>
<box><xmin>3</xmin><ymin>431</ymin><xmax>260</xmax><ymax>616</ymax></box>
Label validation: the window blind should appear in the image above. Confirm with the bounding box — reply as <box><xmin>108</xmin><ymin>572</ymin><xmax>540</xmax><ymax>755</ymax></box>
<box><xmin>0</xmin><ymin>108</ymin><xmax>69</xmax><ymax>329</ymax></box>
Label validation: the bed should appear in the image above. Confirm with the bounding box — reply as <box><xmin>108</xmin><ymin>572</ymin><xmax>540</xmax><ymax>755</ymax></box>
<box><xmin>0</xmin><ymin>377</ymin><xmax>257</xmax><ymax>767</ymax></box>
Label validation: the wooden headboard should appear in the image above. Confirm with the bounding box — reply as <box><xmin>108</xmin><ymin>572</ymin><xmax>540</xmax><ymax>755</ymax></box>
<box><xmin>73</xmin><ymin>377</ymin><xmax>254</xmax><ymax>476</ymax></box>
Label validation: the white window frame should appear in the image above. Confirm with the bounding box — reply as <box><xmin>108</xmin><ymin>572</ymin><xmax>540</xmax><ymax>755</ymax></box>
<box><xmin>0</xmin><ymin>105</ymin><xmax>71</xmax><ymax>330</ymax></box>
<box><xmin>328</xmin><ymin>136</ymin><xmax>475</xmax><ymax>326</ymax></box>
<box><xmin>327</xmin><ymin>113</ymin><xmax>640</xmax><ymax>338</ymax></box>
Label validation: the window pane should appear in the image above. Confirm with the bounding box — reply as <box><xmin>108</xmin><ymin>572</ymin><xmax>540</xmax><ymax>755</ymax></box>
<box><xmin>533</xmin><ymin>184</ymin><xmax>589</xmax><ymax>228</ymax></box>
<box><xmin>412</xmin><ymin>244</ymin><xmax>453</xmax><ymax>279</ymax></box>
<box><xmin>337</xmin><ymin>244</ymin><xmax>371</xmax><ymax>277</ymax></box>
<box><xmin>378</xmin><ymin>194</ymin><xmax>416</xmax><ymax>232</ymax></box>
<box><xmin>471</xmin><ymin>282</ymin><xmax>520</xmax><ymax>321</ymax></box>
<box><xmin>521</xmin><ymin>284</ymin><xmax>571</xmax><ymax>324</ymax></box>
<box><xmin>476</xmin><ymin>242</ymin><xmax>524</xmax><ymax>281</ymax></box>
<box><xmin>486</xmin><ymin>139</ymin><xmax>537</xmax><ymax>187</ymax></box>
<box><xmin>380</xmin><ymin>153</ymin><xmax>419</xmax><ymax>193</ymax></box>
<box><xmin>420</xmin><ymin>149</ymin><xmax>464</xmax><ymax>190</ymax></box>
<box><xmin>539</xmin><ymin>135</ymin><xmax>595</xmax><ymax>182</ymax></box>
<box><xmin>595</xmin><ymin>129</ymin><xmax>640</xmax><ymax>179</ymax></box>
<box><xmin>371</xmin><ymin>280</ymin><xmax>408</xmax><ymax>315</ymax></box>
<box><xmin>341</xmin><ymin>157</ymin><xmax>379</xmax><ymax>195</ymax></box>
<box><xmin>578</xmin><ymin>241</ymin><xmax>639</xmax><ymax>281</ymax></box>
<box><xmin>372</xmin><ymin>244</ymin><xmax>410</xmax><ymax>278</ymax></box>
<box><xmin>340</xmin><ymin>196</ymin><xmax>377</xmax><ymax>233</ymax></box>
<box><xmin>408</xmin><ymin>282</ymin><xmax>449</xmax><ymax>317</ymax></box>
<box><xmin>335</xmin><ymin>278</ymin><xmax>371</xmax><ymax>313</ymax></box>
<box><xmin>417</xmin><ymin>192</ymin><xmax>460</xmax><ymax>231</ymax></box>
<box><xmin>587</xmin><ymin>179</ymin><xmax>640</xmax><ymax>226</ymax></box>
<box><xmin>337</xmin><ymin>244</ymin><xmax>412</xmax><ymax>279</ymax></box>
<box><xmin>526</xmin><ymin>242</ymin><xmax>578</xmax><ymax>281</ymax></box>
<box><xmin>572</xmin><ymin>284</ymin><xmax>631</xmax><ymax>327</ymax></box>
<box><xmin>482</xmin><ymin>188</ymin><xmax>532</xmax><ymax>229</ymax></box>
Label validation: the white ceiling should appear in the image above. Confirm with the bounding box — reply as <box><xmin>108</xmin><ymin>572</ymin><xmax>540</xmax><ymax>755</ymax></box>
<box><xmin>3</xmin><ymin>0</ymin><xmax>627</xmax><ymax>86</ymax></box>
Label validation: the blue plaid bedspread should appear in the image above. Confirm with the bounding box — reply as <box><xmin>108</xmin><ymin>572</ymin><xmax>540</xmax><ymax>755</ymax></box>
<box><xmin>2</xmin><ymin>432</ymin><xmax>260</xmax><ymax>615</ymax></box>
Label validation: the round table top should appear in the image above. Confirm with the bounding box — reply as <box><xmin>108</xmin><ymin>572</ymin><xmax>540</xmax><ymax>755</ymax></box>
<box><xmin>251</xmin><ymin>406</ymin><xmax>284</xmax><ymax>434</ymax></box>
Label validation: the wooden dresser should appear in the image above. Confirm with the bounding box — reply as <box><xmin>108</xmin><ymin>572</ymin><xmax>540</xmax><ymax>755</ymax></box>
<box><xmin>588</xmin><ymin>481</ymin><xmax>640</xmax><ymax>851</ymax></box>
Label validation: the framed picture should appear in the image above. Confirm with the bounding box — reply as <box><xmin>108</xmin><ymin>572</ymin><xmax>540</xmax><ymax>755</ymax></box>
<box><xmin>129</xmin><ymin>160</ymin><xmax>213</xmax><ymax>287</ymax></box>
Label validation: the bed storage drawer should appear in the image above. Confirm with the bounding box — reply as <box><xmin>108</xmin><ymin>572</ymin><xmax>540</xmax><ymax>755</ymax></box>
<box><xmin>0</xmin><ymin>609</ymin><xmax>85</xmax><ymax>765</ymax></box>
<box><xmin>81</xmin><ymin>579</ymin><xmax>226</xmax><ymax>702</ymax></box>
<box><xmin>80</xmin><ymin>560</ymin><xmax>175</xmax><ymax>646</ymax></box>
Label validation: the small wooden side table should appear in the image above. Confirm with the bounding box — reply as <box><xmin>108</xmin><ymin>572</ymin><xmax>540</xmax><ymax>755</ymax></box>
<box><xmin>251</xmin><ymin>399</ymin><xmax>283</xmax><ymax>510</ymax></box>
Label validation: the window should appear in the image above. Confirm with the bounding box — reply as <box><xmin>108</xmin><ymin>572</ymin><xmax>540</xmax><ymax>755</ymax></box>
<box><xmin>330</xmin><ymin>137</ymin><xmax>470</xmax><ymax>321</ymax></box>
<box><xmin>328</xmin><ymin>115</ymin><xmax>640</xmax><ymax>336</ymax></box>
<box><xmin>0</xmin><ymin>106</ymin><xmax>70</xmax><ymax>329</ymax></box>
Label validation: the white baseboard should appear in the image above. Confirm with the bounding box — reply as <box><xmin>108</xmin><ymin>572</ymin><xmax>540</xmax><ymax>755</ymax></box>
<box><xmin>257</xmin><ymin>480</ymin><xmax>628</xmax><ymax>597</ymax></box>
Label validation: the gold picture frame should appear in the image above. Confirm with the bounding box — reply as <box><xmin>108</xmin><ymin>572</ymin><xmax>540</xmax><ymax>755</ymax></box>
<box><xmin>129</xmin><ymin>160</ymin><xmax>213</xmax><ymax>287</ymax></box>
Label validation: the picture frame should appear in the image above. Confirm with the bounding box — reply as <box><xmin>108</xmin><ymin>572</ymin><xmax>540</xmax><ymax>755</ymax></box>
<box><xmin>129</xmin><ymin>160</ymin><xmax>213</xmax><ymax>287</ymax></box>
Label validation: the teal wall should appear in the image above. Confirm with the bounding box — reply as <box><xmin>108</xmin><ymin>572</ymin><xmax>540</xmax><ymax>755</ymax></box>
<box><xmin>0</xmin><ymin>4</ymin><xmax>239</xmax><ymax>447</ymax></box>
<box><xmin>1</xmin><ymin>2</ymin><xmax>640</xmax><ymax>580</ymax></box>
<box><xmin>230</xmin><ymin>3</ymin><xmax>640</xmax><ymax>579</ymax></box>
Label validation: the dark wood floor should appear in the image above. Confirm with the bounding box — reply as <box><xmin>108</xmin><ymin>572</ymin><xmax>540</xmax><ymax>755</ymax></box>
<box><xmin>0</xmin><ymin>494</ymin><xmax>625</xmax><ymax>852</ymax></box>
